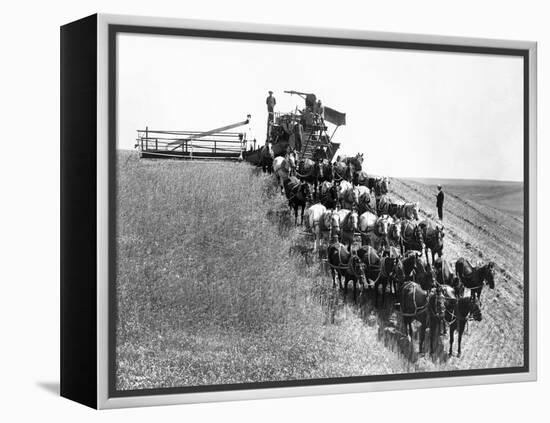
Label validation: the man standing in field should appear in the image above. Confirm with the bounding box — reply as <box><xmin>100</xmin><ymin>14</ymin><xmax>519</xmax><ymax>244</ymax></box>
<box><xmin>436</xmin><ymin>185</ymin><xmax>445</xmax><ymax>221</ymax></box>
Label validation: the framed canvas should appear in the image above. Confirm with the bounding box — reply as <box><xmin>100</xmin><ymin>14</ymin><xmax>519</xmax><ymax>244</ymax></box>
<box><xmin>60</xmin><ymin>14</ymin><xmax>537</xmax><ymax>409</ymax></box>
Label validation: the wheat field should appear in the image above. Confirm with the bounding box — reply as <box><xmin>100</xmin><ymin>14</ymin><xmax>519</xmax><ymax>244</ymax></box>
<box><xmin>116</xmin><ymin>152</ymin><xmax>406</xmax><ymax>390</ymax></box>
<box><xmin>115</xmin><ymin>151</ymin><xmax>525</xmax><ymax>390</ymax></box>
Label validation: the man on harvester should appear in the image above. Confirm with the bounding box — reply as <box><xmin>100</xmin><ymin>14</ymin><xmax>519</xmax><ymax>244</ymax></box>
<box><xmin>266</xmin><ymin>90</ymin><xmax>276</xmax><ymax>124</ymax></box>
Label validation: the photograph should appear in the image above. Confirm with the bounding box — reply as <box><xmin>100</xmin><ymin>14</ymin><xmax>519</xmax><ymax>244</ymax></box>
<box><xmin>113</xmin><ymin>29</ymin><xmax>527</xmax><ymax>393</ymax></box>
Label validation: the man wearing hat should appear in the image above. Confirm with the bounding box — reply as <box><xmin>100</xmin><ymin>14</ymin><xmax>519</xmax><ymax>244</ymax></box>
<box><xmin>266</xmin><ymin>90</ymin><xmax>276</xmax><ymax>125</ymax></box>
<box><xmin>436</xmin><ymin>184</ymin><xmax>445</xmax><ymax>221</ymax></box>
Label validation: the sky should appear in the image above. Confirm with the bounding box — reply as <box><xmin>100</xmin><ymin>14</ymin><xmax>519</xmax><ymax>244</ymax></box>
<box><xmin>117</xmin><ymin>33</ymin><xmax>524</xmax><ymax>181</ymax></box>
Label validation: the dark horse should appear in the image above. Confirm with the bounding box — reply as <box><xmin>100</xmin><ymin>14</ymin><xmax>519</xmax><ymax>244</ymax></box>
<box><xmin>401</xmin><ymin>251</ymin><xmax>427</xmax><ymax>283</ymax></box>
<box><xmin>356</xmin><ymin>244</ymin><xmax>404</xmax><ymax>308</ymax></box>
<box><xmin>333</xmin><ymin>161</ymin><xmax>346</xmax><ymax>181</ymax></box>
<box><xmin>400</xmin><ymin>280</ymin><xmax>446</xmax><ymax>354</ymax></box>
<box><xmin>455</xmin><ymin>258</ymin><xmax>496</xmax><ymax>304</ymax></box>
<box><xmin>434</xmin><ymin>258</ymin><xmax>464</xmax><ymax>297</ymax></box>
<box><xmin>317</xmin><ymin>159</ymin><xmax>334</xmax><ymax>183</ymax></box>
<box><xmin>401</xmin><ymin>220</ymin><xmax>425</xmax><ymax>255</ymax></box>
<box><xmin>319</xmin><ymin>181</ymin><xmax>339</xmax><ymax>209</ymax></box>
<box><xmin>345</xmin><ymin>153</ymin><xmax>364</xmax><ymax>184</ymax></box>
<box><xmin>259</xmin><ymin>143</ymin><xmax>274</xmax><ymax>173</ymax></box>
<box><xmin>368</xmin><ymin>176</ymin><xmax>389</xmax><ymax>201</ymax></box>
<box><xmin>372</xmin><ymin>247</ymin><xmax>405</xmax><ymax>308</ymax></box>
<box><xmin>327</xmin><ymin>241</ymin><xmax>367</xmax><ymax>301</ymax></box>
<box><xmin>333</xmin><ymin>153</ymin><xmax>363</xmax><ymax>183</ymax></box>
<box><xmin>344</xmin><ymin>153</ymin><xmax>364</xmax><ymax>170</ymax></box>
<box><xmin>440</xmin><ymin>286</ymin><xmax>482</xmax><ymax>357</ymax></box>
<box><xmin>283</xmin><ymin>176</ymin><xmax>312</xmax><ymax>225</ymax></box>
<box><xmin>296</xmin><ymin>158</ymin><xmax>320</xmax><ymax>197</ymax></box>
<box><xmin>357</xmin><ymin>244</ymin><xmax>380</xmax><ymax>278</ymax></box>
<box><xmin>419</xmin><ymin>220</ymin><xmax>445</xmax><ymax>266</ymax></box>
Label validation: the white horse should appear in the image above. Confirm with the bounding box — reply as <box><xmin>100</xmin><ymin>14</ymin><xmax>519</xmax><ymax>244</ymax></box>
<box><xmin>337</xmin><ymin>180</ymin><xmax>355</xmax><ymax>208</ymax></box>
<box><xmin>333</xmin><ymin>208</ymin><xmax>359</xmax><ymax>248</ymax></box>
<box><xmin>305</xmin><ymin>203</ymin><xmax>328</xmax><ymax>252</ymax></box>
<box><xmin>272</xmin><ymin>156</ymin><xmax>290</xmax><ymax>193</ymax></box>
<box><xmin>363</xmin><ymin>214</ymin><xmax>394</xmax><ymax>252</ymax></box>
<box><xmin>359</xmin><ymin>211</ymin><xmax>378</xmax><ymax>234</ymax></box>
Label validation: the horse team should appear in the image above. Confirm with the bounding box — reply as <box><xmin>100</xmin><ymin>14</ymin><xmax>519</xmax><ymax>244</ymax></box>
<box><xmin>261</xmin><ymin>149</ymin><xmax>498</xmax><ymax>358</ymax></box>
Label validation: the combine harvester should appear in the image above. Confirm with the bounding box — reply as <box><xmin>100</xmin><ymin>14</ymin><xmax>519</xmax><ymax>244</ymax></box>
<box><xmin>243</xmin><ymin>90</ymin><xmax>345</xmax><ymax>164</ymax></box>
<box><xmin>136</xmin><ymin>115</ymin><xmax>251</xmax><ymax>160</ymax></box>
<box><xmin>135</xmin><ymin>90</ymin><xmax>346</xmax><ymax>163</ymax></box>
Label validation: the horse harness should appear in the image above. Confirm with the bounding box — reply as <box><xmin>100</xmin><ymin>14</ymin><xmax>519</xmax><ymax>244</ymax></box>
<box><xmin>328</xmin><ymin>246</ymin><xmax>363</xmax><ymax>278</ymax></box>
<box><xmin>286</xmin><ymin>182</ymin><xmax>308</xmax><ymax>203</ymax></box>
<box><xmin>444</xmin><ymin>296</ymin><xmax>478</xmax><ymax>335</ymax></box>
<box><xmin>401</xmin><ymin>281</ymin><xmax>429</xmax><ymax>317</ymax></box>
<box><xmin>460</xmin><ymin>267</ymin><xmax>486</xmax><ymax>291</ymax></box>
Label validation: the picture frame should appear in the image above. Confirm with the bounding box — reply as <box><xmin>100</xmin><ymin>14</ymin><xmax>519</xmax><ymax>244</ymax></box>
<box><xmin>60</xmin><ymin>13</ymin><xmax>537</xmax><ymax>409</ymax></box>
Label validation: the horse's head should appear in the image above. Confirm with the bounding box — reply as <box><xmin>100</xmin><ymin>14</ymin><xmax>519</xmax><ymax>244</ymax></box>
<box><xmin>417</xmin><ymin>225</ymin><xmax>426</xmax><ymax>246</ymax></box>
<box><xmin>330</xmin><ymin>210</ymin><xmax>341</xmax><ymax>234</ymax></box>
<box><xmin>349</xmin><ymin>187</ymin><xmax>360</xmax><ymax>206</ymax></box>
<box><xmin>300</xmin><ymin>182</ymin><xmax>312</xmax><ymax>203</ymax></box>
<box><xmin>266</xmin><ymin>142</ymin><xmax>274</xmax><ymax>157</ymax></box>
<box><xmin>389</xmin><ymin>220</ymin><xmax>402</xmax><ymax>241</ymax></box>
<box><xmin>376</xmin><ymin>216</ymin><xmax>391</xmax><ymax>237</ymax></box>
<box><xmin>333</xmin><ymin>162</ymin><xmax>346</xmax><ymax>181</ymax></box>
<box><xmin>452</xmin><ymin>276</ymin><xmax>465</xmax><ymax>297</ymax></box>
<box><xmin>356</xmin><ymin>170</ymin><xmax>367</xmax><ymax>186</ymax></box>
<box><xmin>280</xmin><ymin>157</ymin><xmax>291</xmax><ymax>173</ymax></box>
<box><xmin>314</xmin><ymin>160</ymin><xmax>324</xmax><ymax>179</ymax></box>
<box><xmin>349</xmin><ymin>208</ymin><xmax>359</xmax><ymax>232</ymax></box>
<box><xmin>411</xmin><ymin>224</ymin><xmax>425</xmax><ymax>249</ymax></box>
<box><xmin>381</xmin><ymin>177</ymin><xmax>390</xmax><ymax>194</ymax></box>
<box><xmin>324</xmin><ymin>160</ymin><xmax>334</xmax><ymax>181</ymax></box>
<box><xmin>432</xmin><ymin>224</ymin><xmax>445</xmax><ymax>254</ymax></box>
<box><xmin>350</xmin><ymin>254</ymin><xmax>367</xmax><ymax>285</ymax></box>
<box><xmin>383</xmin><ymin>255</ymin><xmax>399</xmax><ymax>276</ymax></box>
<box><xmin>484</xmin><ymin>261</ymin><xmax>496</xmax><ymax>289</ymax></box>
<box><xmin>469</xmin><ymin>296</ymin><xmax>483</xmax><ymax>321</ymax></box>
<box><xmin>412</xmin><ymin>202</ymin><xmax>420</xmax><ymax>220</ymax></box>
<box><xmin>345</xmin><ymin>162</ymin><xmax>354</xmax><ymax>181</ymax></box>
<box><xmin>287</xmin><ymin>151</ymin><xmax>296</xmax><ymax>170</ymax></box>
<box><xmin>433</xmin><ymin>288</ymin><xmax>446</xmax><ymax>320</ymax></box>
<box><xmin>329</xmin><ymin>184</ymin><xmax>338</xmax><ymax>202</ymax></box>
<box><xmin>412</xmin><ymin>251</ymin><xmax>425</xmax><ymax>273</ymax></box>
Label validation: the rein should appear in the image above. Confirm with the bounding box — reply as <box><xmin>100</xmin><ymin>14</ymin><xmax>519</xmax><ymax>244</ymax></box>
<box><xmin>296</xmin><ymin>169</ymin><xmax>314</xmax><ymax>178</ymax></box>
<box><xmin>467</xmin><ymin>282</ymin><xmax>485</xmax><ymax>290</ymax></box>
<box><xmin>333</xmin><ymin>170</ymin><xmax>345</xmax><ymax>182</ymax></box>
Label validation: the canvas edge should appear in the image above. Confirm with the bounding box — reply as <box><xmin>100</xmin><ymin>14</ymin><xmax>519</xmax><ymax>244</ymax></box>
<box><xmin>95</xmin><ymin>13</ymin><xmax>537</xmax><ymax>409</ymax></box>
<box><xmin>527</xmin><ymin>41</ymin><xmax>537</xmax><ymax>383</ymax></box>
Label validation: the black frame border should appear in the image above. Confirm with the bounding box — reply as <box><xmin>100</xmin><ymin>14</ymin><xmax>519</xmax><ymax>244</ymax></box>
<box><xmin>107</xmin><ymin>24</ymin><xmax>530</xmax><ymax>399</ymax></box>
<box><xmin>60</xmin><ymin>14</ymin><xmax>98</xmax><ymax>409</ymax></box>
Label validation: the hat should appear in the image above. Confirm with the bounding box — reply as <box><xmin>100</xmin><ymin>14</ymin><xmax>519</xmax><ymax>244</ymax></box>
<box><xmin>437</xmin><ymin>184</ymin><xmax>442</xmax><ymax>189</ymax></box>
<box><xmin>268</xmin><ymin>90</ymin><xmax>273</xmax><ymax>94</ymax></box>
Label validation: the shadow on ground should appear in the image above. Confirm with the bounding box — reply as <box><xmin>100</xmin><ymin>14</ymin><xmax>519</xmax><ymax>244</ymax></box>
<box><xmin>36</xmin><ymin>381</ymin><xmax>60</xmax><ymax>396</ymax></box>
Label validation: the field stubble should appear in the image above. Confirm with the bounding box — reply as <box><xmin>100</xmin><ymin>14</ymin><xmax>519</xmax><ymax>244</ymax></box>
<box><xmin>390</xmin><ymin>178</ymin><xmax>524</xmax><ymax>370</ymax></box>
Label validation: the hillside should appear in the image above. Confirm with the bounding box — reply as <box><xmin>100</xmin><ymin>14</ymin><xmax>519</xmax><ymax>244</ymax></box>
<box><xmin>115</xmin><ymin>152</ymin><xmax>407</xmax><ymax>390</ymax></box>
<box><xmin>406</xmin><ymin>177</ymin><xmax>524</xmax><ymax>219</ymax></box>
<box><xmin>389</xmin><ymin>178</ymin><xmax>524</xmax><ymax>370</ymax></box>
<box><xmin>115</xmin><ymin>151</ymin><xmax>525</xmax><ymax>390</ymax></box>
